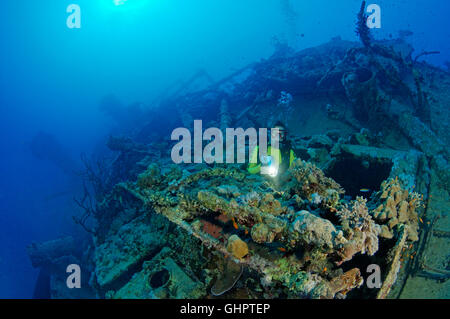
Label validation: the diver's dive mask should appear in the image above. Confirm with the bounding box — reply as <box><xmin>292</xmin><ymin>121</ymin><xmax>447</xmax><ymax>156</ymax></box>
<box><xmin>273</xmin><ymin>126</ymin><xmax>286</xmax><ymax>143</ymax></box>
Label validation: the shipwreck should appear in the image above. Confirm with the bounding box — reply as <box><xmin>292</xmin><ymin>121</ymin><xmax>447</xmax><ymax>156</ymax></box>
<box><xmin>27</xmin><ymin>5</ymin><xmax>450</xmax><ymax>299</ymax></box>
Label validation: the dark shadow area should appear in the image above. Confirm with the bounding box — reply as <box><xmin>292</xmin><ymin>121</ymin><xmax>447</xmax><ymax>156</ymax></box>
<box><xmin>327</xmin><ymin>157</ymin><xmax>392</xmax><ymax>198</ymax></box>
<box><xmin>341</xmin><ymin>237</ymin><xmax>396</xmax><ymax>299</ymax></box>
<box><xmin>150</xmin><ymin>268</ymin><xmax>170</xmax><ymax>289</ymax></box>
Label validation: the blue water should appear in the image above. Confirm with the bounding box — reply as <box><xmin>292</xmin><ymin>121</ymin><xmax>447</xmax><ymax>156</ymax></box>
<box><xmin>0</xmin><ymin>0</ymin><xmax>449</xmax><ymax>298</ymax></box>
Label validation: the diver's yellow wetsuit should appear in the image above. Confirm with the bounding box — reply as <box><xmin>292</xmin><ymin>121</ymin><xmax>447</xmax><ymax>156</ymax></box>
<box><xmin>247</xmin><ymin>145</ymin><xmax>296</xmax><ymax>175</ymax></box>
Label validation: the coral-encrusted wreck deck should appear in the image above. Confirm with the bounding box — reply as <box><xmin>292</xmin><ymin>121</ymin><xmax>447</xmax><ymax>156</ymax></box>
<box><xmin>85</xmin><ymin>146</ymin><xmax>424</xmax><ymax>299</ymax></box>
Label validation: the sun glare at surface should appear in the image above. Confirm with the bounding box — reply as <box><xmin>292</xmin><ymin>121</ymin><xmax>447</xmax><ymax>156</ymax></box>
<box><xmin>108</xmin><ymin>0</ymin><xmax>152</xmax><ymax>11</ymax></box>
<box><xmin>113</xmin><ymin>0</ymin><xmax>128</xmax><ymax>5</ymax></box>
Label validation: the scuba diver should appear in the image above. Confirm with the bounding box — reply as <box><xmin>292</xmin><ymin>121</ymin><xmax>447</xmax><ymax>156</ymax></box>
<box><xmin>247</xmin><ymin>121</ymin><xmax>296</xmax><ymax>177</ymax></box>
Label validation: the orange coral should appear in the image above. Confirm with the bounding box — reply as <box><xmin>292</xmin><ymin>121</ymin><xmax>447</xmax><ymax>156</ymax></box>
<box><xmin>216</xmin><ymin>213</ymin><xmax>230</xmax><ymax>224</ymax></box>
<box><xmin>201</xmin><ymin>220</ymin><xmax>223</xmax><ymax>239</ymax></box>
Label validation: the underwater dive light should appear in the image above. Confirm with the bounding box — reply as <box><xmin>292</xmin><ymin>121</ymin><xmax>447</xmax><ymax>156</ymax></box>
<box><xmin>266</xmin><ymin>164</ymin><xmax>279</xmax><ymax>177</ymax></box>
<box><xmin>261</xmin><ymin>155</ymin><xmax>279</xmax><ymax>177</ymax></box>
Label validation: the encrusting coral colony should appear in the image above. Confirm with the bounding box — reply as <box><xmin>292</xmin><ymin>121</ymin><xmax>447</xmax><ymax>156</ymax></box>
<box><xmin>87</xmin><ymin>156</ymin><xmax>422</xmax><ymax>299</ymax></box>
<box><xmin>27</xmin><ymin>2</ymin><xmax>449</xmax><ymax>299</ymax></box>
